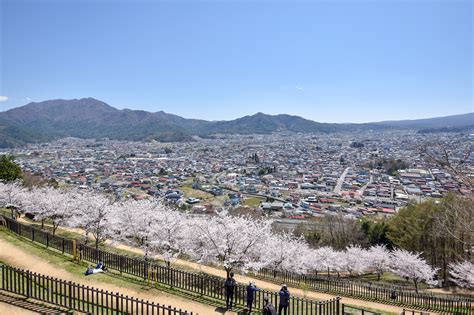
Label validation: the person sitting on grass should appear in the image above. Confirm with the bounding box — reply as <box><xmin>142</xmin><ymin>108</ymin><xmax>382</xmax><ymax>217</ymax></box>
<box><xmin>96</xmin><ymin>261</ymin><xmax>108</xmax><ymax>272</ymax></box>
<box><xmin>85</xmin><ymin>262</ymin><xmax>107</xmax><ymax>275</ymax></box>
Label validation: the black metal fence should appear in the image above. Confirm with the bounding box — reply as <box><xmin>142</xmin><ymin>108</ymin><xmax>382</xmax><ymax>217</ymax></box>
<box><xmin>5</xmin><ymin>215</ymin><xmax>472</xmax><ymax>314</ymax></box>
<box><xmin>401</xmin><ymin>309</ymin><xmax>430</xmax><ymax>315</ymax></box>
<box><xmin>0</xmin><ymin>264</ymin><xmax>192</xmax><ymax>315</ymax></box>
<box><xmin>1</xmin><ymin>216</ymin><xmax>341</xmax><ymax>315</ymax></box>
<box><xmin>341</xmin><ymin>305</ymin><xmax>381</xmax><ymax>315</ymax></box>
<box><xmin>254</xmin><ymin>267</ymin><xmax>473</xmax><ymax>314</ymax></box>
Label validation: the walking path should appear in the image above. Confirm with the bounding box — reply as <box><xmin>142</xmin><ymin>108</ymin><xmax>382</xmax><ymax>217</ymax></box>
<box><xmin>0</xmin><ymin>291</ymin><xmax>73</xmax><ymax>315</ymax></box>
<box><xmin>0</xmin><ymin>297</ymin><xmax>37</xmax><ymax>315</ymax></box>
<box><xmin>110</xmin><ymin>239</ymin><xmax>410</xmax><ymax>314</ymax></box>
<box><xmin>0</xmin><ymin>237</ymin><xmax>220</xmax><ymax>315</ymax></box>
<box><xmin>14</xmin><ymin>217</ymin><xmax>434</xmax><ymax>314</ymax></box>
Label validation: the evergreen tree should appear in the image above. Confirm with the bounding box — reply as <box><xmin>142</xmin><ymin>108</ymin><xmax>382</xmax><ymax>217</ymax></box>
<box><xmin>0</xmin><ymin>155</ymin><xmax>22</xmax><ymax>182</ymax></box>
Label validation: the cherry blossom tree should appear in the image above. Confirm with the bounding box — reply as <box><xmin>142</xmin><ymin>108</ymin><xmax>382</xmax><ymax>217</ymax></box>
<box><xmin>185</xmin><ymin>210</ymin><xmax>272</xmax><ymax>277</ymax></box>
<box><xmin>22</xmin><ymin>186</ymin><xmax>56</xmax><ymax>230</ymax></box>
<box><xmin>265</xmin><ymin>233</ymin><xmax>310</xmax><ymax>276</ymax></box>
<box><xmin>70</xmin><ymin>191</ymin><xmax>115</xmax><ymax>248</ymax></box>
<box><xmin>0</xmin><ymin>182</ymin><xmax>26</xmax><ymax>217</ymax></box>
<box><xmin>306</xmin><ymin>246</ymin><xmax>339</xmax><ymax>277</ymax></box>
<box><xmin>109</xmin><ymin>199</ymin><xmax>159</xmax><ymax>258</ymax></box>
<box><xmin>368</xmin><ymin>245</ymin><xmax>391</xmax><ymax>281</ymax></box>
<box><xmin>449</xmin><ymin>261</ymin><xmax>474</xmax><ymax>289</ymax></box>
<box><xmin>390</xmin><ymin>249</ymin><xmax>438</xmax><ymax>292</ymax></box>
<box><xmin>111</xmin><ymin>198</ymin><xmax>191</xmax><ymax>266</ymax></box>
<box><xmin>340</xmin><ymin>245</ymin><xmax>370</xmax><ymax>277</ymax></box>
<box><xmin>149</xmin><ymin>207</ymin><xmax>190</xmax><ymax>267</ymax></box>
<box><xmin>23</xmin><ymin>187</ymin><xmax>80</xmax><ymax>235</ymax></box>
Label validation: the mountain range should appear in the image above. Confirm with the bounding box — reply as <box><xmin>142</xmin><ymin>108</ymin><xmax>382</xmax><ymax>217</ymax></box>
<box><xmin>0</xmin><ymin>98</ymin><xmax>472</xmax><ymax>147</ymax></box>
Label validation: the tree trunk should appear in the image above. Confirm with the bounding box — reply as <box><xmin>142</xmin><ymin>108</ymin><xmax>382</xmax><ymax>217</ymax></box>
<box><xmin>52</xmin><ymin>223</ymin><xmax>59</xmax><ymax>235</ymax></box>
<box><xmin>41</xmin><ymin>219</ymin><xmax>44</xmax><ymax>230</ymax></box>
<box><xmin>414</xmin><ymin>279</ymin><xmax>419</xmax><ymax>293</ymax></box>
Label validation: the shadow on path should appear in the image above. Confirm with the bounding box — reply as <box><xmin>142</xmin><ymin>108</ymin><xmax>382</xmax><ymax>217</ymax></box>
<box><xmin>0</xmin><ymin>291</ymin><xmax>71</xmax><ymax>314</ymax></box>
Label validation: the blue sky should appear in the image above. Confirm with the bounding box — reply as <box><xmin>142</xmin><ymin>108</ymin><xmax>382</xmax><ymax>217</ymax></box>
<box><xmin>0</xmin><ymin>0</ymin><xmax>472</xmax><ymax>123</ymax></box>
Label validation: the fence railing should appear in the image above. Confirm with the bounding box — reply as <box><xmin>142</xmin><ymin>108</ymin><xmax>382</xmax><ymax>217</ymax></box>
<box><xmin>342</xmin><ymin>305</ymin><xmax>381</xmax><ymax>315</ymax></box>
<box><xmin>4</xmin><ymin>215</ymin><xmax>472</xmax><ymax>314</ymax></box>
<box><xmin>0</xmin><ymin>264</ymin><xmax>192</xmax><ymax>315</ymax></box>
<box><xmin>253</xmin><ymin>266</ymin><xmax>474</xmax><ymax>314</ymax></box>
<box><xmin>1</xmin><ymin>216</ymin><xmax>341</xmax><ymax>315</ymax></box>
<box><xmin>401</xmin><ymin>309</ymin><xmax>430</xmax><ymax>315</ymax></box>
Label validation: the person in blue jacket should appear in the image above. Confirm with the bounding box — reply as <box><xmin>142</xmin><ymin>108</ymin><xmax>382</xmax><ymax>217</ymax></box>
<box><xmin>278</xmin><ymin>284</ymin><xmax>290</xmax><ymax>315</ymax></box>
<box><xmin>246</xmin><ymin>281</ymin><xmax>259</xmax><ymax>313</ymax></box>
<box><xmin>224</xmin><ymin>272</ymin><xmax>237</xmax><ymax>311</ymax></box>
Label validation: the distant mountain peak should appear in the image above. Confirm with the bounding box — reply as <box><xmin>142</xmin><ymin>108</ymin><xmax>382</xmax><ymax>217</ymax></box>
<box><xmin>0</xmin><ymin>98</ymin><xmax>472</xmax><ymax>148</ymax></box>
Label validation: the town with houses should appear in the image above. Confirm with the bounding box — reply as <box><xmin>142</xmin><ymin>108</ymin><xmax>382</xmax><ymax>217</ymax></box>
<box><xmin>2</xmin><ymin>130</ymin><xmax>471</xmax><ymax>224</ymax></box>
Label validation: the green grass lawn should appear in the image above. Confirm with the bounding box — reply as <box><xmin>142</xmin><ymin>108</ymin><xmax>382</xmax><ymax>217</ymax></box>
<box><xmin>343</xmin><ymin>304</ymin><xmax>397</xmax><ymax>315</ymax></box>
<box><xmin>4</xmin><ymin>213</ymin><xmax>463</xmax><ymax>315</ymax></box>
<box><xmin>180</xmin><ymin>185</ymin><xmax>215</xmax><ymax>201</ymax></box>
<box><xmin>0</xmin><ymin>228</ymin><xmax>231</xmax><ymax>312</ymax></box>
<box><xmin>5</xmin><ymin>214</ymin><xmax>209</xmax><ymax>274</ymax></box>
<box><xmin>243</xmin><ymin>196</ymin><xmax>263</xmax><ymax>207</ymax></box>
<box><xmin>359</xmin><ymin>273</ymin><xmax>427</xmax><ymax>290</ymax></box>
<box><xmin>0</xmin><ymin>225</ymin><xmax>449</xmax><ymax>315</ymax></box>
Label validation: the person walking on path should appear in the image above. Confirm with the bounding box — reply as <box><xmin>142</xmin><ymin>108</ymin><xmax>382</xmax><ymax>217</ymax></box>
<box><xmin>246</xmin><ymin>281</ymin><xmax>259</xmax><ymax>313</ymax></box>
<box><xmin>224</xmin><ymin>272</ymin><xmax>237</xmax><ymax>311</ymax></box>
<box><xmin>390</xmin><ymin>287</ymin><xmax>397</xmax><ymax>301</ymax></box>
<box><xmin>278</xmin><ymin>284</ymin><xmax>290</xmax><ymax>315</ymax></box>
<box><xmin>262</xmin><ymin>296</ymin><xmax>277</xmax><ymax>315</ymax></box>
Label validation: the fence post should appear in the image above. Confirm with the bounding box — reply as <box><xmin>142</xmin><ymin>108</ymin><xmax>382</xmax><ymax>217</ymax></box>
<box><xmin>116</xmin><ymin>292</ymin><xmax>120</xmax><ymax>312</ymax></box>
<box><xmin>62</xmin><ymin>238</ymin><xmax>65</xmax><ymax>253</ymax></box>
<box><xmin>144</xmin><ymin>261</ymin><xmax>148</xmax><ymax>280</ymax></box>
<box><xmin>26</xmin><ymin>271</ymin><xmax>31</xmax><ymax>298</ymax></box>
<box><xmin>46</xmin><ymin>233</ymin><xmax>49</xmax><ymax>248</ymax></box>
<box><xmin>72</xmin><ymin>240</ymin><xmax>77</xmax><ymax>261</ymax></box>
<box><xmin>68</xmin><ymin>281</ymin><xmax>73</xmax><ymax>308</ymax></box>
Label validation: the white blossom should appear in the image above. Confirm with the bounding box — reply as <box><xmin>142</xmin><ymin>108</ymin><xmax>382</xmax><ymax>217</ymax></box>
<box><xmin>449</xmin><ymin>261</ymin><xmax>474</xmax><ymax>289</ymax></box>
<box><xmin>390</xmin><ymin>249</ymin><xmax>438</xmax><ymax>292</ymax></box>
<box><xmin>368</xmin><ymin>245</ymin><xmax>391</xmax><ymax>280</ymax></box>
<box><xmin>185</xmin><ymin>210</ymin><xmax>272</xmax><ymax>277</ymax></box>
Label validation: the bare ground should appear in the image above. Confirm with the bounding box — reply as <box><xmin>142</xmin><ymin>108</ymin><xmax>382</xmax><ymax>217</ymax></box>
<box><xmin>14</xmin><ymin>218</ymin><xmax>437</xmax><ymax>314</ymax></box>
<box><xmin>0</xmin><ymin>291</ymin><xmax>73</xmax><ymax>314</ymax></box>
<box><xmin>0</xmin><ymin>238</ymin><xmax>220</xmax><ymax>315</ymax></box>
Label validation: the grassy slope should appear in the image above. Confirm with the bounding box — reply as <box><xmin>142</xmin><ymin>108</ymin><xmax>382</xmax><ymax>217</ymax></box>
<box><xmin>0</xmin><ymin>228</ymin><xmax>228</xmax><ymax>313</ymax></box>
<box><xmin>0</xmin><ymin>226</ymin><xmax>402</xmax><ymax>315</ymax></box>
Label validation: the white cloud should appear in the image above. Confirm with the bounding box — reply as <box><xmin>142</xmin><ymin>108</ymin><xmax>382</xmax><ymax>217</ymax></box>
<box><xmin>295</xmin><ymin>86</ymin><xmax>304</xmax><ymax>91</ymax></box>
<box><xmin>0</xmin><ymin>96</ymin><xmax>8</xmax><ymax>102</ymax></box>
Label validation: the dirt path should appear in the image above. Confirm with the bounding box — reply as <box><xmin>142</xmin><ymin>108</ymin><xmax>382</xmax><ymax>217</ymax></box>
<box><xmin>0</xmin><ymin>291</ymin><xmax>75</xmax><ymax>315</ymax></box>
<box><xmin>0</xmin><ymin>301</ymin><xmax>37</xmax><ymax>315</ymax></box>
<box><xmin>0</xmin><ymin>238</ymin><xmax>220</xmax><ymax>315</ymax></box>
<box><xmin>14</xmin><ymin>218</ymin><xmax>433</xmax><ymax>314</ymax></box>
<box><xmin>112</xmin><ymin>242</ymin><xmax>410</xmax><ymax>314</ymax></box>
